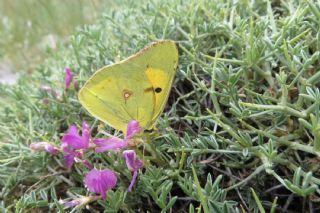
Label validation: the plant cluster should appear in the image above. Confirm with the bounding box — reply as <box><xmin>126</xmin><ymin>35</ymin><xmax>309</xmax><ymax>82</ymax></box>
<box><xmin>1</xmin><ymin>0</ymin><xmax>320</xmax><ymax>212</ymax></box>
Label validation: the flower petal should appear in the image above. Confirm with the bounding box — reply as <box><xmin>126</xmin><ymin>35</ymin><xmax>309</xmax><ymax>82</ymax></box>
<box><xmin>82</xmin><ymin>160</ymin><xmax>93</xmax><ymax>170</ymax></box>
<box><xmin>61</xmin><ymin>124</ymin><xmax>89</xmax><ymax>149</ymax></box>
<box><xmin>126</xmin><ymin>120</ymin><xmax>142</xmax><ymax>139</ymax></box>
<box><xmin>73</xmin><ymin>80</ymin><xmax>79</xmax><ymax>91</ymax></box>
<box><xmin>40</xmin><ymin>85</ymin><xmax>58</xmax><ymax>97</ymax></box>
<box><xmin>94</xmin><ymin>137</ymin><xmax>128</xmax><ymax>153</ymax></box>
<box><xmin>61</xmin><ymin>196</ymin><xmax>98</xmax><ymax>208</ymax></box>
<box><xmin>64</xmin><ymin>153</ymin><xmax>75</xmax><ymax>169</ymax></box>
<box><xmin>74</xmin><ymin>158</ymin><xmax>93</xmax><ymax>170</ymax></box>
<box><xmin>40</xmin><ymin>85</ymin><xmax>53</xmax><ymax>93</ymax></box>
<box><xmin>128</xmin><ymin>170</ymin><xmax>139</xmax><ymax>192</ymax></box>
<box><xmin>81</xmin><ymin>121</ymin><xmax>90</xmax><ymax>145</ymax></box>
<box><xmin>44</xmin><ymin>144</ymin><xmax>59</xmax><ymax>155</ymax></box>
<box><xmin>64</xmin><ymin>67</ymin><xmax>73</xmax><ymax>90</ymax></box>
<box><xmin>64</xmin><ymin>148</ymin><xmax>81</xmax><ymax>168</ymax></box>
<box><xmin>123</xmin><ymin>150</ymin><xmax>144</xmax><ymax>171</ymax></box>
<box><xmin>61</xmin><ymin>134</ymin><xmax>84</xmax><ymax>149</ymax></box>
<box><xmin>84</xmin><ymin>169</ymin><xmax>117</xmax><ymax>199</ymax></box>
<box><xmin>67</xmin><ymin>125</ymin><xmax>78</xmax><ymax>136</ymax></box>
<box><xmin>30</xmin><ymin>142</ymin><xmax>58</xmax><ymax>155</ymax></box>
<box><xmin>63</xmin><ymin>199</ymin><xmax>81</xmax><ymax>208</ymax></box>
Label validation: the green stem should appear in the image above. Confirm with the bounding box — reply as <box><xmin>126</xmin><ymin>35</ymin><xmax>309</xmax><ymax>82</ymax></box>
<box><xmin>201</xmin><ymin>53</ymin><xmax>244</xmax><ymax>65</ymax></box>
<box><xmin>179</xmin><ymin>45</ymin><xmax>210</xmax><ymax>68</ymax></box>
<box><xmin>226</xmin><ymin>164</ymin><xmax>265</xmax><ymax>191</ymax></box>
<box><xmin>274</xmin><ymin>156</ymin><xmax>320</xmax><ymax>185</ymax></box>
<box><xmin>168</xmin><ymin>148</ymin><xmax>243</xmax><ymax>154</ymax></box>
<box><xmin>307</xmin><ymin>70</ymin><xmax>320</xmax><ymax>84</ymax></box>
<box><xmin>207</xmin><ymin>110</ymin><xmax>249</xmax><ymax>147</ymax></box>
<box><xmin>210</xmin><ymin>50</ymin><xmax>222</xmax><ymax>114</ymax></box>
<box><xmin>143</xmin><ymin>134</ymin><xmax>166</xmax><ymax>166</ymax></box>
<box><xmin>240</xmin><ymin>121</ymin><xmax>320</xmax><ymax>157</ymax></box>
<box><xmin>240</xmin><ymin>102</ymin><xmax>307</xmax><ymax>118</ymax></box>
<box><xmin>192</xmin><ymin>165</ymin><xmax>209</xmax><ymax>213</ymax></box>
<box><xmin>303</xmin><ymin>102</ymin><xmax>319</xmax><ymax>116</ymax></box>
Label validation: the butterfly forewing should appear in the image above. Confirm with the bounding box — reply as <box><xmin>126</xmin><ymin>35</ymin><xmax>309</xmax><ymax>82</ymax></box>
<box><xmin>141</xmin><ymin>42</ymin><xmax>179</xmax><ymax>125</ymax></box>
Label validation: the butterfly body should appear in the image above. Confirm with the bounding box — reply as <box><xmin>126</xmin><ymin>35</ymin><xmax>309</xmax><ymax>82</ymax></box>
<box><xmin>79</xmin><ymin>40</ymin><xmax>178</xmax><ymax>133</ymax></box>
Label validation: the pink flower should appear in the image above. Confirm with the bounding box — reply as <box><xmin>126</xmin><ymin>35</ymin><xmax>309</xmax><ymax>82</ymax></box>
<box><xmin>123</xmin><ymin>150</ymin><xmax>144</xmax><ymax>192</ymax></box>
<box><xmin>61</xmin><ymin>121</ymin><xmax>91</xmax><ymax>169</ymax></box>
<box><xmin>62</xmin><ymin>199</ymin><xmax>81</xmax><ymax>208</ymax></box>
<box><xmin>40</xmin><ymin>85</ymin><xmax>61</xmax><ymax>99</ymax></box>
<box><xmin>40</xmin><ymin>85</ymin><xmax>62</xmax><ymax>100</ymax></box>
<box><xmin>61</xmin><ymin>196</ymin><xmax>100</xmax><ymax>208</ymax></box>
<box><xmin>40</xmin><ymin>85</ymin><xmax>59</xmax><ymax>97</ymax></box>
<box><xmin>62</xmin><ymin>121</ymin><xmax>90</xmax><ymax>149</ymax></box>
<box><xmin>93</xmin><ymin>120</ymin><xmax>142</xmax><ymax>153</ymax></box>
<box><xmin>64</xmin><ymin>67</ymin><xmax>73</xmax><ymax>90</ymax></box>
<box><xmin>126</xmin><ymin>120</ymin><xmax>142</xmax><ymax>139</ymax></box>
<box><xmin>30</xmin><ymin>142</ymin><xmax>59</xmax><ymax>155</ymax></box>
<box><xmin>73</xmin><ymin>80</ymin><xmax>79</xmax><ymax>91</ymax></box>
<box><xmin>93</xmin><ymin>137</ymin><xmax>128</xmax><ymax>153</ymax></box>
<box><xmin>84</xmin><ymin>169</ymin><xmax>117</xmax><ymax>199</ymax></box>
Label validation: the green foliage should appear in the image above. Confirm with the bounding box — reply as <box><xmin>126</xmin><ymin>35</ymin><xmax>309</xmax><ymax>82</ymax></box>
<box><xmin>1</xmin><ymin>0</ymin><xmax>320</xmax><ymax>212</ymax></box>
<box><xmin>140</xmin><ymin>167</ymin><xmax>177</xmax><ymax>211</ymax></box>
<box><xmin>99</xmin><ymin>190</ymin><xmax>127</xmax><ymax>212</ymax></box>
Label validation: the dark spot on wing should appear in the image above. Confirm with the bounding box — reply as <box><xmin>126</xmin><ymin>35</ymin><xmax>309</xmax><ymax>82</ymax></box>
<box><xmin>155</xmin><ymin>87</ymin><xmax>162</xmax><ymax>93</ymax></box>
<box><xmin>145</xmin><ymin>87</ymin><xmax>162</xmax><ymax>94</ymax></box>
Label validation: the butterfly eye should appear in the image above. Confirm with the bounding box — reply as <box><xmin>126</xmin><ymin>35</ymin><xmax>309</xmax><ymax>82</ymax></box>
<box><xmin>155</xmin><ymin>87</ymin><xmax>162</xmax><ymax>93</ymax></box>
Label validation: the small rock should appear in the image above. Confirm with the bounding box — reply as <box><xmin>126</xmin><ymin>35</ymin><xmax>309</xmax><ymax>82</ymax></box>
<box><xmin>0</xmin><ymin>63</ymin><xmax>18</xmax><ymax>85</ymax></box>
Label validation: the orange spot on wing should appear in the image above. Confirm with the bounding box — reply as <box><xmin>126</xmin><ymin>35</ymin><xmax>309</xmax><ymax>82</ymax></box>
<box><xmin>144</xmin><ymin>87</ymin><xmax>154</xmax><ymax>93</ymax></box>
<box><xmin>123</xmin><ymin>89</ymin><xmax>133</xmax><ymax>104</ymax></box>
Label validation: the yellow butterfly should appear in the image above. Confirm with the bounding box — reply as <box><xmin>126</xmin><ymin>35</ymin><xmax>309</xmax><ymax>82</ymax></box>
<box><xmin>78</xmin><ymin>40</ymin><xmax>179</xmax><ymax>133</ymax></box>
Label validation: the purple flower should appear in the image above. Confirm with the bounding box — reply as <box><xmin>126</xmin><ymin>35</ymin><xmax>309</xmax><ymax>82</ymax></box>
<box><xmin>73</xmin><ymin>80</ymin><xmax>79</xmax><ymax>91</ymax></box>
<box><xmin>61</xmin><ymin>121</ymin><xmax>91</xmax><ymax>168</ymax></box>
<box><xmin>40</xmin><ymin>85</ymin><xmax>54</xmax><ymax>93</ymax></box>
<box><xmin>62</xmin><ymin>199</ymin><xmax>81</xmax><ymax>208</ymax></box>
<box><xmin>61</xmin><ymin>196</ymin><xmax>99</xmax><ymax>208</ymax></box>
<box><xmin>64</xmin><ymin>67</ymin><xmax>73</xmax><ymax>90</ymax></box>
<box><xmin>93</xmin><ymin>137</ymin><xmax>128</xmax><ymax>153</ymax></box>
<box><xmin>93</xmin><ymin>120</ymin><xmax>142</xmax><ymax>153</ymax></box>
<box><xmin>40</xmin><ymin>85</ymin><xmax>59</xmax><ymax>98</ymax></box>
<box><xmin>62</xmin><ymin>148</ymin><xmax>82</xmax><ymax>169</ymax></box>
<box><xmin>123</xmin><ymin>150</ymin><xmax>144</xmax><ymax>192</ymax></box>
<box><xmin>126</xmin><ymin>120</ymin><xmax>142</xmax><ymax>139</ymax></box>
<box><xmin>30</xmin><ymin>142</ymin><xmax>59</xmax><ymax>155</ymax></box>
<box><xmin>84</xmin><ymin>169</ymin><xmax>117</xmax><ymax>199</ymax></box>
<box><xmin>62</xmin><ymin>121</ymin><xmax>90</xmax><ymax>149</ymax></box>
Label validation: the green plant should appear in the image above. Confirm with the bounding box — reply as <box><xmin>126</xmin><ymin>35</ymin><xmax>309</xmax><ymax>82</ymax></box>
<box><xmin>1</xmin><ymin>0</ymin><xmax>320</xmax><ymax>212</ymax></box>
